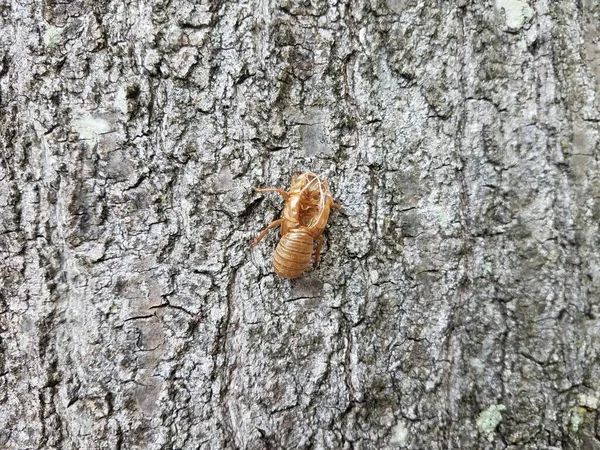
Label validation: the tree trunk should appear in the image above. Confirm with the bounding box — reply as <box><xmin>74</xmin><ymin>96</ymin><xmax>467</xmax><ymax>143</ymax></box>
<box><xmin>1</xmin><ymin>1</ymin><xmax>599</xmax><ymax>449</ymax></box>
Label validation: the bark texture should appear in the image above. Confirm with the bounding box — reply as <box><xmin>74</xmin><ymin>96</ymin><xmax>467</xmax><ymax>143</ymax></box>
<box><xmin>1</xmin><ymin>0</ymin><xmax>600</xmax><ymax>449</ymax></box>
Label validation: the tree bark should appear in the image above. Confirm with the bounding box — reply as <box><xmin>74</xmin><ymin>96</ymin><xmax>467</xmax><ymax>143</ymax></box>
<box><xmin>1</xmin><ymin>0</ymin><xmax>599</xmax><ymax>449</ymax></box>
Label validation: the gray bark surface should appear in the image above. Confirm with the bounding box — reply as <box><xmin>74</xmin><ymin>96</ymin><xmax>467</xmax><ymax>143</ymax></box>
<box><xmin>1</xmin><ymin>0</ymin><xmax>599</xmax><ymax>449</ymax></box>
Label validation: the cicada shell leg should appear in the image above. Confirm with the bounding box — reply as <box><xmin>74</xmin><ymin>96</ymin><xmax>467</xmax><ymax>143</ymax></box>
<box><xmin>252</xmin><ymin>187</ymin><xmax>290</xmax><ymax>201</ymax></box>
<box><xmin>250</xmin><ymin>218</ymin><xmax>283</xmax><ymax>248</ymax></box>
<box><xmin>313</xmin><ymin>238</ymin><xmax>324</xmax><ymax>268</ymax></box>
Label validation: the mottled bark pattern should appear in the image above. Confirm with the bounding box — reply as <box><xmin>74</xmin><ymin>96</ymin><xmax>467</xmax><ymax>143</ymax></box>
<box><xmin>1</xmin><ymin>0</ymin><xmax>599</xmax><ymax>449</ymax></box>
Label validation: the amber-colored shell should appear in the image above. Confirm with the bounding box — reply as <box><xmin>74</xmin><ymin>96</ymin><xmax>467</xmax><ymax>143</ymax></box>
<box><xmin>273</xmin><ymin>228</ymin><xmax>314</xmax><ymax>279</ymax></box>
<box><xmin>250</xmin><ymin>172</ymin><xmax>339</xmax><ymax>279</ymax></box>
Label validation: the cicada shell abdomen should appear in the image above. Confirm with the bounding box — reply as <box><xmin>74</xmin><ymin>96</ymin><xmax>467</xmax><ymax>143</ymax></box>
<box><xmin>272</xmin><ymin>228</ymin><xmax>314</xmax><ymax>279</ymax></box>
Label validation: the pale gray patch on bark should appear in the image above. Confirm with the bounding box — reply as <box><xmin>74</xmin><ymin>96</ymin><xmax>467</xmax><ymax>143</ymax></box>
<box><xmin>1</xmin><ymin>0</ymin><xmax>599</xmax><ymax>449</ymax></box>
